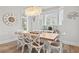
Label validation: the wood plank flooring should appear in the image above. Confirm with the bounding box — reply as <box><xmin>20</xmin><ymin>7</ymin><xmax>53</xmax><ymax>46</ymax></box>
<box><xmin>63</xmin><ymin>44</ymin><xmax>79</xmax><ymax>53</ymax></box>
<box><xmin>0</xmin><ymin>41</ymin><xmax>79</xmax><ymax>53</ymax></box>
<box><xmin>0</xmin><ymin>41</ymin><xmax>17</xmax><ymax>53</ymax></box>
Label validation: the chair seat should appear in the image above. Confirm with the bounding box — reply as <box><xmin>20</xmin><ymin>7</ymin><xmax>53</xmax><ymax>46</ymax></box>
<box><xmin>50</xmin><ymin>42</ymin><xmax>60</xmax><ymax>47</ymax></box>
<box><xmin>32</xmin><ymin>42</ymin><xmax>44</xmax><ymax>47</ymax></box>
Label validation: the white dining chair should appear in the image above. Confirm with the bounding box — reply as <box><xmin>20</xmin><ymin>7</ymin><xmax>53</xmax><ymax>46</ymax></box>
<box><xmin>47</xmin><ymin>36</ymin><xmax>63</xmax><ymax>53</ymax></box>
<box><xmin>15</xmin><ymin>32</ymin><xmax>33</xmax><ymax>53</ymax></box>
<box><xmin>49</xmin><ymin>41</ymin><xmax>62</xmax><ymax>53</ymax></box>
<box><xmin>31</xmin><ymin>33</ymin><xmax>46</xmax><ymax>53</ymax></box>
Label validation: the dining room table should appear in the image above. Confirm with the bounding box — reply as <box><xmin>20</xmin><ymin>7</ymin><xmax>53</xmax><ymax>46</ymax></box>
<box><xmin>15</xmin><ymin>31</ymin><xmax>59</xmax><ymax>42</ymax></box>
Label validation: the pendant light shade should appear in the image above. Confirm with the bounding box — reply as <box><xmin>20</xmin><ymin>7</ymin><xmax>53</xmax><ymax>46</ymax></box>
<box><xmin>25</xmin><ymin>6</ymin><xmax>42</xmax><ymax>16</ymax></box>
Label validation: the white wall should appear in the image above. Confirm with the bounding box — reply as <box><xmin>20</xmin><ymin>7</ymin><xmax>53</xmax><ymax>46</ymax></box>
<box><xmin>0</xmin><ymin>6</ymin><xmax>25</xmax><ymax>44</ymax></box>
<box><xmin>59</xmin><ymin>6</ymin><xmax>79</xmax><ymax>46</ymax></box>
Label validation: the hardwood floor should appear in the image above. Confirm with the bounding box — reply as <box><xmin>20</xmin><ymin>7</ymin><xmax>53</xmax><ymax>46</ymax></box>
<box><xmin>0</xmin><ymin>41</ymin><xmax>79</xmax><ymax>53</ymax></box>
<box><xmin>0</xmin><ymin>41</ymin><xmax>17</xmax><ymax>53</ymax></box>
<box><xmin>63</xmin><ymin>44</ymin><xmax>79</xmax><ymax>53</ymax></box>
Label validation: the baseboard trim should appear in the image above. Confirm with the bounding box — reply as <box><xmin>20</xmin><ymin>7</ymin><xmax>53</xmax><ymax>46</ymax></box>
<box><xmin>0</xmin><ymin>39</ymin><xmax>17</xmax><ymax>44</ymax></box>
<box><xmin>62</xmin><ymin>40</ymin><xmax>79</xmax><ymax>47</ymax></box>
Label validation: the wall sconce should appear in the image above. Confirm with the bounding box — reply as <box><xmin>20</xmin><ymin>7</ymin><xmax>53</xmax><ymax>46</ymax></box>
<box><xmin>67</xmin><ymin>11</ymin><xmax>79</xmax><ymax>20</ymax></box>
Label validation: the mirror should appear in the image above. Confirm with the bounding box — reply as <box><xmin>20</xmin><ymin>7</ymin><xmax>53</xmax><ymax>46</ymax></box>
<box><xmin>3</xmin><ymin>13</ymin><xmax>16</xmax><ymax>26</ymax></box>
<box><xmin>8</xmin><ymin>16</ymin><xmax>15</xmax><ymax>23</ymax></box>
<box><xmin>45</xmin><ymin>13</ymin><xmax>58</xmax><ymax>26</ymax></box>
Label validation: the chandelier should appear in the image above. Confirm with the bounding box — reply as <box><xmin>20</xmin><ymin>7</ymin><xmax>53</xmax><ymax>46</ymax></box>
<box><xmin>25</xmin><ymin>6</ymin><xmax>42</xmax><ymax>16</ymax></box>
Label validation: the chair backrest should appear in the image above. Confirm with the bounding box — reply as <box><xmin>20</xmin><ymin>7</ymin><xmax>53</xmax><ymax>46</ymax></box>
<box><xmin>15</xmin><ymin>32</ymin><xmax>32</xmax><ymax>44</ymax></box>
<box><xmin>23</xmin><ymin>33</ymin><xmax>32</xmax><ymax>43</ymax></box>
<box><xmin>31</xmin><ymin>33</ymin><xmax>41</xmax><ymax>46</ymax></box>
<box><xmin>15</xmin><ymin>32</ymin><xmax>24</xmax><ymax>40</ymax></box>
